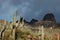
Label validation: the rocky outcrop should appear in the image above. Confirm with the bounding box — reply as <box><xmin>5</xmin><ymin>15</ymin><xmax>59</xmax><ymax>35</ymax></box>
<box><xmin>43</xmin><ymin>13</ymin><xmax>56</xmax><ymax>23</ymax></box>
<box><xmin>0</xmin><ymin>20</ymin><xmax>9</xmax><ymax>25</ymax></box>
<box><xmin>29</xmin><ymin>19</ymin><xmax>38</xmax><ymax>24</ymax></box>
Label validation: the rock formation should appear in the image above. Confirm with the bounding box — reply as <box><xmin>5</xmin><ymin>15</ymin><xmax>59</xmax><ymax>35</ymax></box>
<box><xmin>43</xmin><ymin>13</ymin><xmax>56</xmax><ymax>23</ymax></box>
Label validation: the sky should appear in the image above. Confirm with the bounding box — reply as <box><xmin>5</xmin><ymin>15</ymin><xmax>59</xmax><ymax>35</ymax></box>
<box><xmin>0</xmin><ymin>0</ymin><xmax>60</xmax><ymax>22</ymax></box>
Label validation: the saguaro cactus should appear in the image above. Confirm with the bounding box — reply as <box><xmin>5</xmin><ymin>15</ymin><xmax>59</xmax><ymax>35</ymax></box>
<box><xmin>19</xmin><ymin>17</ymin><xmax>24</xmax><ymax>29</ymax></box>
<box><xmin>12</xmin><ymin>10</ymin><xmax>17</xmax><ymax>40</ymax></box>
<box><xmin>42</xmin><ymin>25</ymin><xmax>44</xmax><ymax>40</ymax></box>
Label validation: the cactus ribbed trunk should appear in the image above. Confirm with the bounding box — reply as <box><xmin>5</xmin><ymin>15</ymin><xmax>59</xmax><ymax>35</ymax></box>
<box><xmin>42</xmin><ymin>26</ymin><xmax>44</xmax><ymax>40</ymax></box>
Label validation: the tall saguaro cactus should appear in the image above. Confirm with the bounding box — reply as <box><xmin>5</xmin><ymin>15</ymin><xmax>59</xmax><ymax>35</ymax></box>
<box><xmin>19</xmin><ymin>17</ymin><xmax>24</xmax><ymax>29</ymax></box>
<box><xmin>42</xmin><ymin>25</ymin><xmax>44</xmax><ymax>40</ymax></box>
<box><xmin>12</xmin><ymin>10</ymin><xmax>17</xmax><ymax>40</ymax></box>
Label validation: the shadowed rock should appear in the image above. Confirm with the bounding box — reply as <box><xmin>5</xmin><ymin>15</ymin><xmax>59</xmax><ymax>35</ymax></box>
<box><xmin>43</xmin><ymin>13</ymin><xmax>56</xmax><ymax>23</ymax></box>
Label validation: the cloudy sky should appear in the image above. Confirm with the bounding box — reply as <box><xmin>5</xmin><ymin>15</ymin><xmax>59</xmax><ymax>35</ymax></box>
<box><xmin>0</xmin><ymin>0</ymin><xmax>60</xmax><ymax>22</ymax></box>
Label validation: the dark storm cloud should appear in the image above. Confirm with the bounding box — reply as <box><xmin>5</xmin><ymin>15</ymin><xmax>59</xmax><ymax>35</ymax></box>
<box><xmin>0</xmin><ymin>0</ymin><xmax>60</xmax><ymax>22</ymax></box>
